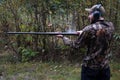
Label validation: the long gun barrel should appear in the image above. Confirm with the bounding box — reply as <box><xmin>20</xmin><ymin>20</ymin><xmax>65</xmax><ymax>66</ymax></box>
<box><xmin>7</xmin><ymin>32</ymin><xmax>78</xmax><ymax>35</ymax></box>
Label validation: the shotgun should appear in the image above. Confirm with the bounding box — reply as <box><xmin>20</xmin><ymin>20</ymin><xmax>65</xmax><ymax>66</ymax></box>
<box><xmin>7</xmin><ymin>32</ymin><xmax>78</xmax><ymax>35</ymax></box>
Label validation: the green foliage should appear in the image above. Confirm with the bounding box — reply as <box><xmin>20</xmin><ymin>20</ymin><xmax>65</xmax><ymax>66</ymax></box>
<box><xmin>112</xmin><ymin>32</ymin><xmax>120</xmax><ymax>60</ymax></box>
<box><xmin>19</xmin><ymin>47</ymin><xmax>38</xmax><ymax>62</ymax></box>
<box><xmin>113</xmin><ymin>33</ymin><xmax>120</xmax><ymax>40</ymax></box>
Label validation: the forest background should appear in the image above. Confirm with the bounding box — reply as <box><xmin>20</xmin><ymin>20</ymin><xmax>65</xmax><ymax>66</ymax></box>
<box><xmin>0</xmin><ymin>0</ymin><xmax>120</xmax><ymax>80</ymax></box>
<box><xmin>0</xmin><ymin>0</ymin><xmax>120</xmax><ymax>63</ymax></box>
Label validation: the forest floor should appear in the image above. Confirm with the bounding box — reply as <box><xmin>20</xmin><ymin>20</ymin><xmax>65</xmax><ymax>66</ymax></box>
<box><xmin>0</xmin><ymin>52</ymin><xmax>120</xmax><ymax>80</ymax></box>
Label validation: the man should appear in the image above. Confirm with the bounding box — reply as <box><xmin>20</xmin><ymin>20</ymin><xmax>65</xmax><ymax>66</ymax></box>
<box><xmin>57</xmin><ymin>4</ymin><xmax>114</xmax><ymax>80</ymax></box>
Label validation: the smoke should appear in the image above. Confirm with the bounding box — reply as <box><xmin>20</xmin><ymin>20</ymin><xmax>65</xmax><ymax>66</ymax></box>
<box><xmin>65</xmin><ymin>24</ymin><xmax>76</xmax><ymax>33</ymax></box>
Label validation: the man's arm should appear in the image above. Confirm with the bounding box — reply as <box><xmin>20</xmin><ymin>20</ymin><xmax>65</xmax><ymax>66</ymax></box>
<box><xmin>60</xmin><ymin>31</ymin><xmax>87</xmax><ymax>49</ymax></box>
<box><xmin>57</xmin><ymin>25</ymin><xmax>93</xmax><ymax>48</ymax></box>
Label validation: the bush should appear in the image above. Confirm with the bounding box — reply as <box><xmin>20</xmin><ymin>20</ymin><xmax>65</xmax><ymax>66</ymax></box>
<box><xmin>19</xmin><ymin>47</ymin><xmax>38</xmax><ymax>62</ymax></box>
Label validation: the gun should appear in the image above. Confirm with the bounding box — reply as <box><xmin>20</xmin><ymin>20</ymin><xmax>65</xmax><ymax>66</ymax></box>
<box><xmin>7</xmin><ymin>32</ymin><xmax>78</xmax><ymax>35</ymax></box>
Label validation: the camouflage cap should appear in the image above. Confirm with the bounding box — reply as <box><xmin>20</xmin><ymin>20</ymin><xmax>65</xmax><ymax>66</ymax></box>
<box><xmin>85</xmin><ymin>4</ymin><xmax>105</xmax><ymax>15</ymax></box>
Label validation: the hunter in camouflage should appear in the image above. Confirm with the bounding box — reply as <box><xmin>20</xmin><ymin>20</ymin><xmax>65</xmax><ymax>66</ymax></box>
<box><xmin>57</xmin><ymin>4</ymin><xmax>114</xmax><ymax>80</ymax></box>
<box><xmin>63</xmin><ymin>20</ymin><xmax>114</xmax><ymax>69</ymax></box>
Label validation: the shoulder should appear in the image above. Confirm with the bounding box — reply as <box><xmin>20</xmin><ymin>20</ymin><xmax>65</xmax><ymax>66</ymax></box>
<box><xmin>104</xmin><ymin>21</ymin><xmax>114</xmax><ymax>26</ymax></box>
<box><xmin>81</xmin><ymin>24</ymin><xmax>96</xmax><ymax>39</ymax></box>
<box><xmin>82</xmin><ymin>24</ymin><xmax>95</xmax><ymax>32</ymax></box>
<box><xmin>103</xmin><ymin>21</ymin><xmax>115</xmax><ymax>32</ymax></box>
<box><xmin>82</xmin><ymin>23</ymin><xmax>102</xmax><ymax>33</ymax></box>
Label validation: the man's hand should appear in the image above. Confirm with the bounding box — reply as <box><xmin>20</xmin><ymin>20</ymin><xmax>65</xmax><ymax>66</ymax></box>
<box><xmin>77</xmin><ymin>30</ymin><xmax>83</xmax><ymax>35</ymax></box>
<box><xmin>56</xmin><ymin>35</ymin><xmax>63</xmax><ymax>38</ymax></box>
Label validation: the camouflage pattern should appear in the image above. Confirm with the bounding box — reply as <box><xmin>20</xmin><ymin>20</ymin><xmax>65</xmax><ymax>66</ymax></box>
<box><xmin>63</xmin><ymin>20</ymin><xmax>114</xmax><ymax>69</ymax></box>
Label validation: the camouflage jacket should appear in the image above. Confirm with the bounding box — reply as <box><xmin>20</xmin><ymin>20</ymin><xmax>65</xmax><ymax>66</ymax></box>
<box><xmin>63</xmin><ymin>20</ymin><xmax>114</xmax><ymax>69</ymax></box>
